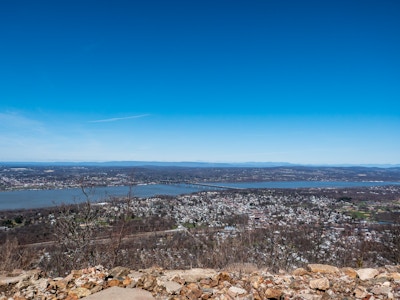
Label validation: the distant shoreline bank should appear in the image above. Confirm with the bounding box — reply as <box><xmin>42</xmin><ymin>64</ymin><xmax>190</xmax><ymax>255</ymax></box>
<box><xmin>1</xmin><ymin>180</ymin><xmax>400</xmax><ymax>211</ymax></box>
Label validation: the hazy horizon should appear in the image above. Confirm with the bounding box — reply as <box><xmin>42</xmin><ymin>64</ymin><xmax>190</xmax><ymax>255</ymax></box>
<box><xmin>1</xmin><ymin>160</ymin><xmax>399</xmax><ymax>168</ymax></box>
<box><xmin>1</xmin><ymin>1</ymin><xmax>399</xmax><ymax>164</ymax></box>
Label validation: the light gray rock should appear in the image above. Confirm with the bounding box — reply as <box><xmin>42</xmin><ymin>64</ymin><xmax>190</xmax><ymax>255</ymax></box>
<box><xmin>160</xmin><ymin>280</ymin><xmax>182</xmax><ymax>294</ymax></box>
<box><xmin>371</xmin><ymin>285</ymin><xmax>391</xmax><ymax>296</ymax></box>
<box><xmin>265</xmin><ymin>288</ymin><xmax>283</xmax><ymax>299</ymax></box>
<box><xmin>127</xmin><ymin>270</ymin><xmax>143</xmax><ymax>288</ymax></box>
<box><xmin>71</xmin><ymin>287</ymin><xmax>91</xmax><ymax>298</ymax></box>
<box><xmin>82</xmin><ymin>286</ymin><xmax>155</xmax><ymax>300</ymax></box>
<box><xmin>309</xmin><ymin>277</ymin><xmax>330</xmax><ymax>291</ymax></box>
<box><xmin>292</xmin><ymin>268</ymin><xmax>308</xmax><ymax>276</ymax></box>
<box><xmin>109</xmin><ymin>266</ymin><xmax>131</xmax><ymax>279</ymax></box>
<box><xmin>228</xmin><ymin>286</ymin><xmax>247</xmax><ymax>296</ymax></box>
<box><xmin>353</xmin><ymin>286</ymin><xmax>368</xmax><ymax>298</ymax></box>
<box><xmin>357</xmin><ymin>268</ymin><xmax>379</xmax><ymax>281</ymax></box>
<box><xmin>33</xmin><ymin>278</ymin><xmax>49</xmax><ymax>292</ymax></box>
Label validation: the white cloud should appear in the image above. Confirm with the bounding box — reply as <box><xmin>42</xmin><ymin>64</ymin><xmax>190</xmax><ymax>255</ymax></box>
<box><xmin>88</xmin><ymin>114</ymin><xmax>150</xmax><ymax>123</ymax></box>
<box><xmin>0</xmin><ymin>111</ymin><xmax>40</xmax><ymax>127</ymax></box>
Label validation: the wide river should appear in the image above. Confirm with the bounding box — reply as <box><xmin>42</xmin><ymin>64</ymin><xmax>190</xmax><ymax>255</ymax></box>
<box><xmin>0</xmin><ymin>181</ymin><xmax>399</xmax><ymax>210</ymax></box>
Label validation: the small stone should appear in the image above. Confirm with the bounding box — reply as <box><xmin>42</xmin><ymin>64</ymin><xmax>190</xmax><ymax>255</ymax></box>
<box><xmin>185</xmin><ymin>283</ymin><xmax>202</xmax><ymax>300</ymax></box>
<box><xmin>82</xmin><ymin>281</ymin><xmax>97</xmax><ymax>289</ymax></box>
<box><xmin>228</xmin><ymin>286</ymin><xmax>247</xmax><ymax>297</ymax></box>
<box><xmin>90</xmin><ymin>285</ymin><xmax>103</xmax><ymax>294</ymax></box>
<box><xmin>34</xmin><ymin>278</ymin><xmax>49</xmax><ymax>292</ymax></box>
<box><xmin>199</xmin><ymin>278</ymin><xmax>212</xmax><ymax>286</ymax></box>
<box><xmin>265</xmin><ymin>288</ymin><xmax>282</xmax><ymax>299</ymax></box>
<box><xmin>385</xmin><ymin>265</ymin><xmax>400</xmax><ymax>272</ymax></box>
<box><xmin>371</xmin><ymin>286</ymin><xmax>391</xmax><ymax>296</ymax></box>
<box><xmin>383</xmin><ymin>281</ymin><xmax>391</xmax><ymax>287</ymax></box>
<box><xmin>171</xmin><ymin>275</ymin><xmax>186</xmax><ymax>285</ymax></box>
<box><xmin>122</xmin><ymin>277</ymin><xmax>132</xmax><ymax>287</ymax></box>
<box><xmin>209</xmin><ymin>278</ymin><xmax>219</xmax><ymax>287</ymax></box>
<box><xmin>55</xmin><ymin>279</ymin><xmax>68</xmax><ymax>290</ymax></box>
<box><xmin>289</xmin><ymin>279</ymin><xmax>304</xmax><ymax>290</ymax></box>
<box><xmin>68</xmin><ymin>287</ymin><xmax>91</xmax><ymax>298</ymax></box>
<box><xmin>310</xmin><ymin>277</ymin><xmax>330</xmax><ymax>291</ymax></box>
<box><xmin>216</xmin><ymin>272</ymin><xmax>232</xmax><ymax>284</ymax></box>
<box><xmin>249</xmin><ymin>275</ymin><xmax>263</xmax><ymax>289</ymax></box>
<box><xmin>354</xmin><ymin>286</ymin><xmax>368</xmax><ymax>298</ymax></box>
<box><xmin>163</xmin><ymin>281</ymin><xmax>182</xmax><ymax>294</ymax></box>
<box><xmin>107</xmin><ymin>279</ymin><xmax>120</xmax><ymax>287</ymax></box>
<box><xmin>292</xmin><ymin>268</ymin><xmax>308</xmax><ymax>276</ymax></box>
<box><xmin>140</xmin><ymin>275</ymin><xmax>156</xmax><ymax>290</ymax></box>
<box><xmin>389</xmin><ymin>272</ymin><xmax>400</xmax><ymax>280</ymax></box>
<box><xmin>341</xmin><ymin>267</ymin><xmax>358</xmax><ymax>278</ymax></box>
<box><xmin>109</xmin><ymin>266</ymin><xmax>131</xmax><ymax>279</ymax></box>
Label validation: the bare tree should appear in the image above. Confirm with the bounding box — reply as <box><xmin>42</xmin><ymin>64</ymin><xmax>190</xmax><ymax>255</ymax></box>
<box><xmin>50</xmin><ymin>187</ymin><xmax>103</xmax><ymax>274</ymax></box>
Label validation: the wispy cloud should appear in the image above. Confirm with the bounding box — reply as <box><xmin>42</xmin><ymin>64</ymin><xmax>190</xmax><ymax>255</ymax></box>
<box><xmin>88</xmin><ymin>114</ymin><xmax>150</xmax><ymax>123</ymax></box>
<box><xmin>0</xmin><ymin>111</ymin><xmax>45</xmax><ymax>132</ymax></box>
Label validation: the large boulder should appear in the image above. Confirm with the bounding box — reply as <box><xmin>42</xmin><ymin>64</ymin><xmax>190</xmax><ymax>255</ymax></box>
<box><xmin>307</xmin><ymin>264</ymin><xmax>339</xmax><ymax>274</ymax></box>
<box><xmin>163</xmin><ymin>268</ymin><xmax>217</xmax><ymax>283</ymax></box>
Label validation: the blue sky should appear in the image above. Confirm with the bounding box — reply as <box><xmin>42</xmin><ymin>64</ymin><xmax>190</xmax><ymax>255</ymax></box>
<box><xmin>0</xmin><ymin>0</ymin><xmax>399</xmax><ymax>164</ymax></box>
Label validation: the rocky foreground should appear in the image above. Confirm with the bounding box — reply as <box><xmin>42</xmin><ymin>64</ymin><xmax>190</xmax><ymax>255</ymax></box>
<box><xmin>1</xmin><ymin>264</ymin><xmax>400</xmax><ymax>300</ymax></box>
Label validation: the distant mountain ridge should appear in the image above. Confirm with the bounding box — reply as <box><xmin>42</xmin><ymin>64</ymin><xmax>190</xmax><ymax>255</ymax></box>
<box><xmin>1</xmin><ymin>161</ymin><xmax>399</xmax><ymax>168</ymax></box>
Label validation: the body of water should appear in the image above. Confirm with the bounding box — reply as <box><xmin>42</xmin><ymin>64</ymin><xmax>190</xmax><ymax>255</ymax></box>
<box><xmin>0</xmin><ymin>181</ymin><xmax>399</xmax><ymax>210</ymax></box>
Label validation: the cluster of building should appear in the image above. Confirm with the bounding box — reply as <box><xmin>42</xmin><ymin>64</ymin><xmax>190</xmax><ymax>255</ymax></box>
<box><xmin>92</xmin><ymin>187</ymin><xmax>399</xmax><ymax>267</ymax></box>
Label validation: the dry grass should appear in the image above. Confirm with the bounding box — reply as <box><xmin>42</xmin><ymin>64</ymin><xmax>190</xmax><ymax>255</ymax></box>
<box><xmin>0</xmin><ymin>238</ymin><xmax>37</xmax><ymax>271</ymax></box>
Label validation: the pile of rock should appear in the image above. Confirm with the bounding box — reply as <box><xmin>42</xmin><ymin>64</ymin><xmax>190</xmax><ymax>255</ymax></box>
<box><xmin>1</xmin><ymin>264</ymin><xmax>400</xmax><ymax>299</ymax></box>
